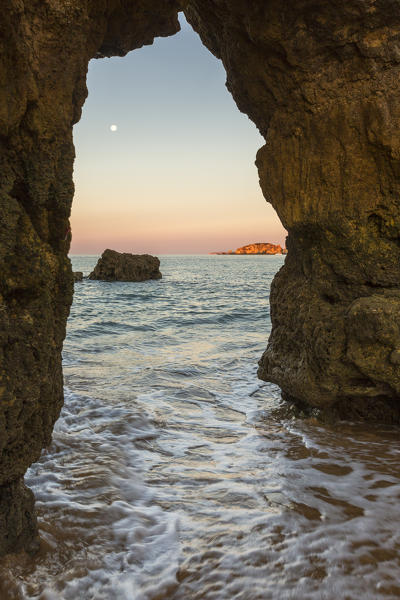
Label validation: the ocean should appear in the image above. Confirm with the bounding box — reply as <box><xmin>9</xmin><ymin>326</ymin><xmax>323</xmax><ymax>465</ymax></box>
<box><xmin>1</xmin><ymin>255</ymin><xmax>399</xmax><ymax>599</ymax></box>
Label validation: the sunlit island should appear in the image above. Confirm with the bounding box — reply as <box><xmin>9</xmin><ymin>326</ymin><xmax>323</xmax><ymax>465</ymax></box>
<box><xmin>210</xmin><ymin>242</ymin><xmax>287</xmax><ymax>255</ymax></box>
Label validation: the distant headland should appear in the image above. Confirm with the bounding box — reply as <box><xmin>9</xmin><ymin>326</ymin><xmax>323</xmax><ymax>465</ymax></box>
<box><xmin>210</xmin><ymin>242</ymin><xmax>287</xmax><ymax>255</ymax></box>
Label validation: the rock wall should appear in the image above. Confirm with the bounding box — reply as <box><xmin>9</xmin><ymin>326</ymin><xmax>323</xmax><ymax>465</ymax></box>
<box><xmin>184</xmin><ymin>0</ymin><xmax>400</xmax><ymax>422</ymax></box>
<box><xmin>0</xmin><ymin>0</ymin><xmax>181</xmax><ymax>555</ymax></box>
<box><xmin>1</xmin><ymin>0</ymin><xmax>400</xmax><ymax>554</ymax></box>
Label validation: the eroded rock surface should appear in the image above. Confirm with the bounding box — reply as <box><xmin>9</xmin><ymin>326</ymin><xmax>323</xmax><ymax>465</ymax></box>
<box><xmin>88</xmin><ymin>249</ymin><xmax>162</xmax><ymax>281</ymax></box>
<box><xmin>1</xmin><ymin>0</ymin><xmax>400</xmax><ymax>554</ymax></box>
<box><xmin>0</xmin><ymin>480</ymin><xmax>38</xmax><ymax>556</ymax></box>
<box><xmin>183</xmin><ymin>0</ymin><xmax>400</xmax><ymax>422</ymax></box>
<box><xmin>0</xmin><ymin>0</ymin><xmax>180</xmax><ymax>555</ymax></box>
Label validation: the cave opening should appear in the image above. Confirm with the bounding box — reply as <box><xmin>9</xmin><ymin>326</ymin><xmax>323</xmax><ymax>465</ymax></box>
<box><xmin>2</xmin><ymin>2</ymin><xmax>400</xmax><ymax>586</ymax></box>
<box><xmin>64</xmin><ymin>11</ymin><xmax>288</xmax><ymax>447</ymax></box>
<box><xmin>70</xmin><ymin>12</ymin><xmax>285</xmax><ymax>257</ymax></box>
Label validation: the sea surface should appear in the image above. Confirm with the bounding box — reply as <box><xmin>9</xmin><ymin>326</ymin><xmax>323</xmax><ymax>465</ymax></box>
<box><xmin>1</xmin><ymin>255</ymin><xmax>400</xmax><ymax>599</ymax></box>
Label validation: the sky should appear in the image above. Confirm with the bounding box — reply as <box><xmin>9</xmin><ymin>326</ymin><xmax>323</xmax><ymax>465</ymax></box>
<box><xmin>70</xmin><ymin>13</ymin><xmax>286</xmax><ymax>254</ymax></box>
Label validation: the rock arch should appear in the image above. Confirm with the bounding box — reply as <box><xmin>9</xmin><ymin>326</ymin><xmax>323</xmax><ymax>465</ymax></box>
<box><xmin>1</xmin><ymin>0</ymin><xmax>400</xmax><ymax>554</ymax></box>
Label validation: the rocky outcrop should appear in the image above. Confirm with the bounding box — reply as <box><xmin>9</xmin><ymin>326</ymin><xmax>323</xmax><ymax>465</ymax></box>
<box><xmin>235</xmin><ymin>242</ymin><xmax>284</xmax><ymax>255</ymax></box>
<box><xmin>0</xmin><ymin>0</ymin><xmax>180</xmax><ymax>555</ymax></box>
<box><xmin>212</xmin><ymin>242</ymin><xmax>284</xmax><ymax>255</ymax></box>
<box><xmin>184</xmin><ymin>1</ymin><xmax>400</xmax><ymax>423</ymax></box>
<box><xmin>88</xmin><ymin>249</ymin><xmax>162</xmax><ymax>281</ymax></box>
<box><xmin>73</xmin><ymin>272</ymin><xmax>83</xmax><ymax>282</ymax></box>
<box><xmin>2</xmin><ymin>0</ymin><xmax>400</xmax><ymax>554</ymax></box>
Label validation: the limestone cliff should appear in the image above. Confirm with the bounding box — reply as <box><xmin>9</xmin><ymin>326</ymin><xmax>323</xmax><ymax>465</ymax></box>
<box><xmin>1</xmin><ymin>0</ymin><xmax>400</xmax><ymax>554</ymax></box>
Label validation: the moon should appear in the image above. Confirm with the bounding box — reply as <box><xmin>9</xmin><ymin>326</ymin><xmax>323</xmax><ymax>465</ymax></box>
<box><xmin>110</xmin><ymin>124</ymin><xmax>118</xmax><ymax>132</ymax></box>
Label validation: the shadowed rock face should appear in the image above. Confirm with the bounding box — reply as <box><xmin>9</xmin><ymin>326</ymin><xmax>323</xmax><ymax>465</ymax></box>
<box><xmin>1</xmin><ymin>0</ymin><xmax>400</xmax><ymax>553</ymax></box>
<box><xmin>73</xmin><ymin>272</ymin><xmax>83</xmax><ymax>282</ymax></box>
<box><xmin>184</xmin><ymin>1</ymin><xmax>400</xmax><ymax>424</ymax></box>
<box><xmin>89</xmin><ymin>249</ymin><xmax>162</xmax><ymax>281</ymax></box>
<box><xmin>0</xmin><ymin>0</ymin><xmax>181</xmax><ymax>556</ymax></box>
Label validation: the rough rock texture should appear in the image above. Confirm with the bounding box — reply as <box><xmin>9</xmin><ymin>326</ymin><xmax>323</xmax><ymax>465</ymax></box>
<box><xmin>183</xmin><ymin>0</ymin><xmax>400</xmax><ymax>422</ymax></box>
<box><xmin>0</xmin><ymin>480</ymin><xmax>38</xmax><ymax>556</ymax></box>
<box><xmin>1</xmin><ymin>0</ymin><xmax>400</xmax><ymax>554</ymax></box>
<box><xmin>73</xmin><ymin>272</ymin><xmax>83</xmax><ymax>282</ymax></box>
<box><xmin>212</xmin><ymin>242</ymin><xmax>284</xmax><ymax>254</ymax></box>
<box><xmin>0</xmin><ymin>0</ymin><xmax>180</xmax><ymax>555</ymax></box>
<box><xmin>88</xmin><ymin>249</ymin><xmax>162</xmax><ymax>281</ymax></box>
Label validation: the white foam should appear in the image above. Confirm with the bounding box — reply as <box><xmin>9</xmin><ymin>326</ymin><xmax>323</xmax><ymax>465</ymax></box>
<box><xmin>2</xmin><ymin>256</ymin><xmax>399</xmax><ymax>600</ymax></box>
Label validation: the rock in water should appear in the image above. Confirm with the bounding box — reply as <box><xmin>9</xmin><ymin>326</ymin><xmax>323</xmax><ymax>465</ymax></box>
<box><xmin>211</xmin><ymin>242</ymin><xmax>284</xmax><ymax>255</ymax></box>
<box><xmin>88</xmin><ymin>249</ymin><xmax>162</xmax><ymax>282</ymax></box>
<box><xmin>73</xmin><ymin>272</ymin><xmax>83</xmax><ymax>282</ymax></box>
<box><xmin>235</xmin><ymin>243</ymin><xmax>283</xmax><ymax>255</ymax></box>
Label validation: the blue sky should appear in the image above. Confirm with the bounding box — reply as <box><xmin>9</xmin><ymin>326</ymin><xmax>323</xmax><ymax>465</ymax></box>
<box><xmin>71</xmin><ymin>14</ymin><xmax>285</xmax><ymax>254</ymax></box>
